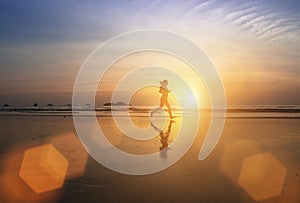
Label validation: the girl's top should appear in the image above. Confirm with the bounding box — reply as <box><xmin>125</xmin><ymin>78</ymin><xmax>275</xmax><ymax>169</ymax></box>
<box><xmin>159</xmin><ymin>86</ymin><xmax>169</xmax><ymax>98</ymax></box>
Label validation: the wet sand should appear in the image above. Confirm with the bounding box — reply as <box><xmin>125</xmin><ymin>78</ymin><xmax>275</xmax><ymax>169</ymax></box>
<box><xmin>0</xmin><ymin>115</ymin><xmax>299</xmax><ymax>203</ymax></box>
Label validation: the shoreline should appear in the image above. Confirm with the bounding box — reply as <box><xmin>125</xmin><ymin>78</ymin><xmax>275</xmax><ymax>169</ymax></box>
<box><xmin>0</xmin><ymin>112</ymin><xmax>300</xmax><ymax>119</ymax></box>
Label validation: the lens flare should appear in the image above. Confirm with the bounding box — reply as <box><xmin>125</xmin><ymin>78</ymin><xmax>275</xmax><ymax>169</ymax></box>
<box><xmin>18</xmin><ymin>144</ymin><xmax>68</xmax><ymax>194</ymax></box>
<box><xmin>72</xmin><ymin>30</ymin><xmax>226</xmax><ymax>175</ymax></box>
<box><xmin>238</xmin><ymin>152</ymin><xmax>287</xmax><ymax>201</ymax></box>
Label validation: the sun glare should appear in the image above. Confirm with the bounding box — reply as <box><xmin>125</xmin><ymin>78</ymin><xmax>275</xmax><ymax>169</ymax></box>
<box><xmin>97</xmin><ymin>51</ymin><xmax>209</xmax><ymax>107</ymax></box>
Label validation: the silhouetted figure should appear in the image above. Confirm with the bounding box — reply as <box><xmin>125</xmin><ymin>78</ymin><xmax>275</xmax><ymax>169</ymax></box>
<box><xmin>150</xmin><ymin>79</ymin><xmax>174</xmax><ymax>119</ymax></box>
<box><xmin>151</xmin><ymin>120</ymin><xmax>175</xmax><ymax>160</ymax></box>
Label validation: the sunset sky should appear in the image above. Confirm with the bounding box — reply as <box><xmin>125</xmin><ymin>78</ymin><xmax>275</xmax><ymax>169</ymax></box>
<box><xmin>0</xmin><ymin>0</ymin><xmax>299</xmax><ymax>106</ymax></box>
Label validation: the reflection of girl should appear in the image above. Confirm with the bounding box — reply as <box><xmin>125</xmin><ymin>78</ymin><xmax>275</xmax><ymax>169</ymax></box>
<box><xmin>151</xmin><ymin>120</ymin><xmax>175</xmax><ymax>160</ymax></box>
<box><xmin>150</xmin><ymin>79</ymin><xmax>174</xmax><ymax>119</ymax></box>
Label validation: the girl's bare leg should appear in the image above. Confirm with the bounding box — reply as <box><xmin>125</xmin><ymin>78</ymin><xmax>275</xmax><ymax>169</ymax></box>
<box><xmin>165</xmin><ymin>102</ymin><xmax>174</xmax><ymax>118</ymax></box>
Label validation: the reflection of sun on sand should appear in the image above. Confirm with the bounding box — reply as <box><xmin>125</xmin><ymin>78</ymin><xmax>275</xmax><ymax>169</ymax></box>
<box><xmin>97</xmin><ymin>81</ymin><xmax>183</xmax><ymax>156</ymax></box>
<box><xmin>98</xmin><ymin>115</ymin><xmax>182</xmax><ymax>156</ymax></box>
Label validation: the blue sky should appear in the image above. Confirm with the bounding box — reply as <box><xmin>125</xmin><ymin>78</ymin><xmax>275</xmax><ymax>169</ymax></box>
<box><xmin>0</xmin><ymin>0</ymin><xmax>299</xmax><ymax>105</ymax></box>
<box><xmin>1</xmin><ymin>0</ymin><xmax>299</xmax><ymax>44</ymax></box>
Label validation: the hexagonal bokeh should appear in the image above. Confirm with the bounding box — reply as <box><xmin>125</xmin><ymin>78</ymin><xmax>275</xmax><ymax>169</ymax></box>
<box><xmin>238</xmin><ymin>152</ymin><xmax>287</xmax><ymax>201</ymax></box>
<box><xmin>0</xmin><ymin>143</ymin><xmax>62</xmax><ymax>203</ymax></box>
<box><xmin>18</xmin><ymin>144</ymin><xmax>69</xmax><ymax>194</ymax></box>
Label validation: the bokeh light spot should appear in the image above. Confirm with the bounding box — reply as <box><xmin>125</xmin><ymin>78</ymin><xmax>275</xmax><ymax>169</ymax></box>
<box><xmin>19</xmin><ymin>144</ymin><xmax>68</xmax><ymax>194</ymax></box>
<box><xmin>0</xmin><ymin>144</ymin><xmax>62</xmax><ymax>203</ymax></box>
<box><xmin>238</xmin><ymin>152</ymin><xmax>287</xmax><ymax>201</ymax></box>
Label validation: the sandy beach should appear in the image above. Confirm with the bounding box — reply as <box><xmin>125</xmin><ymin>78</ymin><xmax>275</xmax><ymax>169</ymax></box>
<box><xmin>1</xmin><ymin>0</ymin><xmax>300</xmax><ymax>202</ymax></box>
<box><xmin>0</xmin><ymin>111</ymin><xmax>299</xmax><ymax>203</ymax></box>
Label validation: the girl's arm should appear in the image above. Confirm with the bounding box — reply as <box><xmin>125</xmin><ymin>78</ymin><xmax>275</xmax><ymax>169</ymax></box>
<box><xmin>159</xmin><ymin>87</ymin><xmax>169</xmax><ymax>93</ymax></box>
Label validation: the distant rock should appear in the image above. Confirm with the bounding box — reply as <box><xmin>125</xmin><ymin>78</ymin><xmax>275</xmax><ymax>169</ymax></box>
<box><xmin>33</xmin><ymin>102</ymin><xmax>38</xmax><ymax>107</ymax></box>
<box><xmin>104</xmin><ymin>102</ymin><xmax>127</xmax><ymax>106</ymax></box>
<box><xmin>103</xmin><ymin>103</ymin><xmax>112</xmax><ymax>106</ymax></box>
<box><xmin>47</xmin><ymin>103</ymin><xmax>54</xmax><ymax>106</ymax></box>
<box><xmin>116</xmin><ymin>102</ymin><xmax>127</xmax><ymax>106</ymax></box>
<box><xmin>3</xmin><ymin>104</ymin><xmax>9</xmax><ymax>107</ymax></box>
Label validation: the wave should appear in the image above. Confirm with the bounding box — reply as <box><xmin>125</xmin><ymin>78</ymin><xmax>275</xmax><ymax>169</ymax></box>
<box><xmin>1</xmin><ymin>105</ymin><xmax>300</xmax><ymax>112</ymax></box>
<box><xmin>1</xmin><ymin>105</ymin><xmax>300</xmax><ymax>119</ymax></box>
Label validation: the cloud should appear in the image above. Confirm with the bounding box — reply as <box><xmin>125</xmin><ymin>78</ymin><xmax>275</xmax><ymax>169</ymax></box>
<box><xmin>223</xmin><ymin>0</ymin><xmax>300</xmax><ymax>44</ymax></box>
<box><xmin>178</xmin><ymin>0</ymin><xmax>300</xmax><ymax>44</ymax></box>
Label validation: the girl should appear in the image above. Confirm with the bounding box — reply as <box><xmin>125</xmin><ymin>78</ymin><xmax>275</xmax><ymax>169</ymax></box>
<box><xmin>151</xmin><ymin>79</ymin><xmax>174</xmax><ymax>119</ymax></box>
